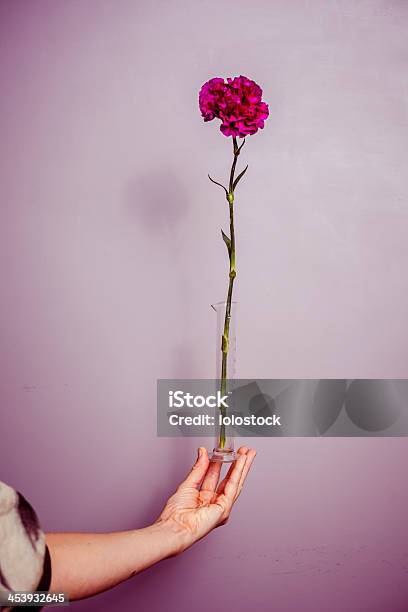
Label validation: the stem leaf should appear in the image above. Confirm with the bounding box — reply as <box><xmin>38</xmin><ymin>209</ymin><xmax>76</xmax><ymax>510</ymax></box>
<box><xmin>208</xmin><ymin>174</ymin><xmax>228</xmax><ymax>196</ymax></box>
<box><xmin>221</xmin><ymin>229</ymin><xmax>231</xmax><ymax>258</ymax></box>
<box><xmin>233</xmin><ymin>164</ymin><xmax>249</xmax><ymax>190</ymax></box>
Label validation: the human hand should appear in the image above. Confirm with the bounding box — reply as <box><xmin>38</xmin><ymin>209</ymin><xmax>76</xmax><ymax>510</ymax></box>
<box><xmin>157</xmin><ymin>446</ymin><xmax>256</xmax><ymax>554</ymax></box>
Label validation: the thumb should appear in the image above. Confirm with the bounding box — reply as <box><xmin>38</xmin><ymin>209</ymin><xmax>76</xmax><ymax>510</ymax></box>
<box><xmin>179</xmin><ymin>447</ymin><xmax>210</xmax><ymax>489</ymax></box>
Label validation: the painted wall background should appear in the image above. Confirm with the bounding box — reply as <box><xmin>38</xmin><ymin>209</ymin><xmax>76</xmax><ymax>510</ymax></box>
<box><xmin>1</xmin><ymin>1</ymin><xmax>408</xmax><ymax>610</ymax></box>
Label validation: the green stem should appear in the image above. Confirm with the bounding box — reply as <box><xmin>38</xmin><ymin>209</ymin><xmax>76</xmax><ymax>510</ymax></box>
<box><xmin>219</xmin><ymin>136</ymin><xmax>240</xmax><ymax>449</ymax></box>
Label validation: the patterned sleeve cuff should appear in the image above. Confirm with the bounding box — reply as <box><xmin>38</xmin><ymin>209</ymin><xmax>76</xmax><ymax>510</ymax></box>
<box><xmin>0</xmin><ymin>481</ymin><xmax>51</xmax><ymax>609</ymax></box>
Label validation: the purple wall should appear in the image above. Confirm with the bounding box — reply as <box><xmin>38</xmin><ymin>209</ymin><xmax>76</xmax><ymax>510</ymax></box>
<box><xmin>1</xmin><ymin>1</ymin><xmax>408</xmax><ymax>610</ymax></box>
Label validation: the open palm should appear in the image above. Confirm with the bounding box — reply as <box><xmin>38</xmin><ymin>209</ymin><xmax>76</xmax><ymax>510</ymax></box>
<box><xmin>157</xmin><ymin>446</ymin><xmax>256</xmax><ymax>551</ymax></box>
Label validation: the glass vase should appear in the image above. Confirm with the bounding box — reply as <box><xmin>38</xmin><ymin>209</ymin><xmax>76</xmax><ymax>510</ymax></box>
<box><xmin>210</xmin><ymin>301</ymin><xmax>237</xmax><ymax>463</ymax></box>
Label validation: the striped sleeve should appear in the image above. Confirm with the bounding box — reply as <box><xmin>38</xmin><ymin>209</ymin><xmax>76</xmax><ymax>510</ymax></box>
<box><xmin>0</xmin><ymin>481</ymin><xmax>51</xmax><ymax>611</ymax></box>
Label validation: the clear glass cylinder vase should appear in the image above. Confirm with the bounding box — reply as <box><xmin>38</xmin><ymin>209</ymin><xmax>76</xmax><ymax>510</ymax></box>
<box><xmin>210</xmin><ymin>301</ymin><xmax>237</xmax><ymax>463</ymax></box>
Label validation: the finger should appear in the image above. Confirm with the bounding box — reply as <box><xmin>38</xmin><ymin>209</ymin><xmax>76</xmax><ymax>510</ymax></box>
<box><xmin>201</xmin><ymin>445</ymin><xmax>248</xmax><ymax>494</ymax></box>
<box><xmin>219</xmin><ymin>453</ymin><xmax>248</xmax><ymax>503</ymax></box>
<box><xmin>215</xmin><ymin>517</ymin><xmax>229</xmax><ymax>528</ymax></box>
<box><xmin>237</xmin><ymin>446</ymin><xmax>249</xmax><ymax>455</ymax></box>
<box><xmin>236</xmin><ymin>449</ymin><xmax>257</xmax><ymax>499</ymax></box>
<box><xmin>179</xmin><ymin>447</ymin><xmax>210</xmax><ymax>490</ymax></box>
<box><xmin>200</xmin><ymin>460</ymin><xmax>222</xmax><ymax>494</ymax></box>
<box><xmin>217</xmin><ymin>447</ymin><xmax>248</xmax><ymax>496</ymax></box>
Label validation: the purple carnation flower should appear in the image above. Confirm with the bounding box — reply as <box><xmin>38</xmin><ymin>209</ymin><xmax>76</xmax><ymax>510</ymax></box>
<box><xmin>199</xmin><ymin>75</ymin><xmax>269</xmax><ymax>138</ymax></box>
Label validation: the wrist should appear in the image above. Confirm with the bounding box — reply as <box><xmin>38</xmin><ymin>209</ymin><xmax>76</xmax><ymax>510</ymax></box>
<box><xmin>152</xmin><ymin>519</ymin><xmax>191</xmax><ymax>557</ymax></box>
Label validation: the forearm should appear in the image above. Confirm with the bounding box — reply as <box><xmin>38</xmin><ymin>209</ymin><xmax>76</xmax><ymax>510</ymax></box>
<box><xmin>46</xmin><ymin>520</ymin><xmax>184</xmax><ymax>600</ymax></box>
